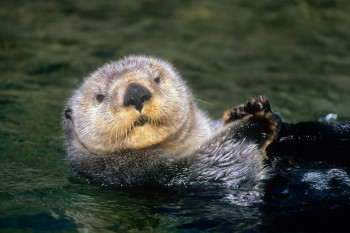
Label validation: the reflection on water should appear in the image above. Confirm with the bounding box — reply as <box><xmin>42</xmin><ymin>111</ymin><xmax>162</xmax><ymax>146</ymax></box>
<box><xmin>1</xmin><ymin>0</ymin><xmax>350</xmax><ymax>232</ymax></box>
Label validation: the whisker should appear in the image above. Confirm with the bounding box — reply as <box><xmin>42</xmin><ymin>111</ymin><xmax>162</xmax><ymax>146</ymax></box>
<box><xmin>193</xmin><ymin>97</ymin><xmax>213</xmax><ymax>105</ymax></box>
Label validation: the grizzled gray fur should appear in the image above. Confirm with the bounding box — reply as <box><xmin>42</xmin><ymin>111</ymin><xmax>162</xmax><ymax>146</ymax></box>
<box><xmin>63</xmin><ymin>56</ymin><xmax>277</xmax><ymax>189</ymax></box>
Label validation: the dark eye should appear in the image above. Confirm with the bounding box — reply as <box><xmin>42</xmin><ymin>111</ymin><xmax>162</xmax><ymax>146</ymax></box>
<box><xmin>154</xmin><ymin>76</ymin><xmax>160</xmax><ymax>84</ymax></box>
<box><xmin>96</xmin><ymin>94</ymin><xmax>105</xmax><ymax>103</ymax></box>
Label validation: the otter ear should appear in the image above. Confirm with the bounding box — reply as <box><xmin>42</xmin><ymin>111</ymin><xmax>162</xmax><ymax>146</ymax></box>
<box><xmin>64</xmin><ymin>108</ymin><xmax>72</xmax><ymax>120</ymax></box>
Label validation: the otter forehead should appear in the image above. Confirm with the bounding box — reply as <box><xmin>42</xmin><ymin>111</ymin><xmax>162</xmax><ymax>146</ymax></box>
<box><xmin>89</xmin><ymin>56</ymin><xmax>178</xmax><ymax>83</ymax></box>
<box><xmin>76</xmin><ymin>56</ymin><xmax>189</xmax><ymax>106</ymax></box>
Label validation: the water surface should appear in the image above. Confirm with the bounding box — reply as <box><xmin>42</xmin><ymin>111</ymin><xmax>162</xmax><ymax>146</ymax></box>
<box><xmin>1</xmin><ymin>0</ymin><xmax>350</xmax><ymax>232</ymax></box>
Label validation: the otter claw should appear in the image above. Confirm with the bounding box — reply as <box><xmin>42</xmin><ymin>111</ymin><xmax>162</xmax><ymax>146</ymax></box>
<box><xmin>224</xmin><ymin>95</ymin><xmax>273</xmax><ymax>125</ymax></box>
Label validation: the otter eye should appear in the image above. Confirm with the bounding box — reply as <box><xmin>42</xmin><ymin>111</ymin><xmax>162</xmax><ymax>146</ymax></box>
<box><xmin>154</xmin><ymin>76</ymin><xmax>160</xmax><ymax>84</ymax></box>
<box><xmin>96</xmin><ymin>94</ymin><xmax>105</xmax><ymax>103</ymax></box>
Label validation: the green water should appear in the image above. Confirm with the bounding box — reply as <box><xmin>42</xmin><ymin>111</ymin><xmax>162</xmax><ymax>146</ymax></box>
<box><xmin>1</xmin><ymin>0</ymin><xmax>350</xmax><ymax>232</ymax></box>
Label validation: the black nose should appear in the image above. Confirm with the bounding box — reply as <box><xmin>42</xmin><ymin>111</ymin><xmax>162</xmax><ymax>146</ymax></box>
<box><xmin>124</xmin><ymin>83</ymin><xmax>152</xmax><ymax>112</ymax></box>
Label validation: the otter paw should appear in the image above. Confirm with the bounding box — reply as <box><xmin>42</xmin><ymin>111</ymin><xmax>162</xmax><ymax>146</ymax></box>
<box><xmin>224</xmin><ymin>95</ymin><xmax>272</xmax><ymax>125</ymax></box>
<box><xmin>245</xmin><ymin>95</ymin><xmax>271</xmax><ymax>115</ymax></box>
<box><xmin>223</xmin><ymin>104</ymin><xmax>246</xmax><ymax>125</ymax></box>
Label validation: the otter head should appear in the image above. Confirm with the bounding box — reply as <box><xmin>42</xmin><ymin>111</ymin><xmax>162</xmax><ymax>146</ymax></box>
<box><xmin>64</xmin><ymin>56</ymin><xmax>201</xmax><ymax>155</ymax></box>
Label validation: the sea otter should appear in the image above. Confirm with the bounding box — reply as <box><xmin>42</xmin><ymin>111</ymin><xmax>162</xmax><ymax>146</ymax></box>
<box><xmin>63</xmin><ymin>56</ymin><xmax>350</xmax><ymax>188</ymax></box>
<box><xmin>63</xmin><ymin>56</ymin><xmax>281</xmax><ymax>188</ymax></box>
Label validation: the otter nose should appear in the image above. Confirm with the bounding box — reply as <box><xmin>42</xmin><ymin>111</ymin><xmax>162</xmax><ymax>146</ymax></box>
<box><xmin>124</xmin><ymin>83</ymin><xmax>152</xmax><ymax>112</ymax></box>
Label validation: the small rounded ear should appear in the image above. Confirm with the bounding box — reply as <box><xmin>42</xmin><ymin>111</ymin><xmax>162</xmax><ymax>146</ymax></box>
<box><xmin>64</xmin><ymin>108</ymin><xmax>72</xmax><ymax>120</ymax></box>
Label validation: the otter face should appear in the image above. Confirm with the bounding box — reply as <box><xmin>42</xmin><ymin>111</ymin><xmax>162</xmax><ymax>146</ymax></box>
<box><xmin>66</xmin><ymin>56</ymin><xmax>194</xmax><ymax>154</ymax></box>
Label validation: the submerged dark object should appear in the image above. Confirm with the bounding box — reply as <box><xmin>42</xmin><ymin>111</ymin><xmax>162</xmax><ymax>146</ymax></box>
<box><xmin>267</xmin><ymin>121</ymin><xmax>350</xmax><ymax>166</ymax></box>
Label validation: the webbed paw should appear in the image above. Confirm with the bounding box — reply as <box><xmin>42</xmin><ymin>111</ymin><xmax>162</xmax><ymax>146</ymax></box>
<box><xmin>224</xmin><ymin>95</ymin><xmax>272</xmax><ymax>125</ymax></box>
<box><xmin>224</xmin><ymin>96</ymin><xmax>284</xmax><ymax>155</ymax></box>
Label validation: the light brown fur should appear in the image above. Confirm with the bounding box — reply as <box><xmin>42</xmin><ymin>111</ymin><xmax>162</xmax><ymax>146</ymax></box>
<box><xmin>68</xmin><ymin>56</ymin><xmax>213</xmax><ymax>156</ymax></box>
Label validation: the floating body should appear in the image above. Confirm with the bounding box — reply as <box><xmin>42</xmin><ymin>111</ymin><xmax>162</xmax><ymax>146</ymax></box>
<box><xmin>63</xmin><ymin>56</ymin><xmax>350</xmax><ymax>189</ymax></box>
<box><xmin>63</xmin><ymin>56</ymin><xmax>278</xmax><ymax>188</ymax></box>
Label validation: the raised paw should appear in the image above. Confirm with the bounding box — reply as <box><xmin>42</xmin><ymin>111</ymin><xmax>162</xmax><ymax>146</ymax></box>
<box><xmin>223</xmin><ymin>95</ymin><xmax>272</xmax><ymax>125</ymax></box>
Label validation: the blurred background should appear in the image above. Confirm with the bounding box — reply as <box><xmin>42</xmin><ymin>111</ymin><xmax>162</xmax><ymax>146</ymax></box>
<box><xmin>1</xmin><ymin>0</ymin><xmax>350</xmax><ymax>232</ymax></box>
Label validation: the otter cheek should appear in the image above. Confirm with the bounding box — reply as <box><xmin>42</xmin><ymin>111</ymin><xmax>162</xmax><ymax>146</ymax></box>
<box><xmin>75</xmin><ymin>108</ymin><xmax>113</xmax><ymax>154</ymax></box>
<box><xmin>80</xmin><ymin>123</ymin><xmax>106</xmax><ymax>154</ymax></box>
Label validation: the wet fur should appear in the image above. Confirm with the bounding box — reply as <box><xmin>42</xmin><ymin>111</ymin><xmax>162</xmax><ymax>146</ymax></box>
<box><xmin>64</xmin><ymin>114</ymin><xmax>275</xmax><ymax>188</ymax></box>
<box><xmin>63</xmin><ymin>56</ymin><xmax>278</xmax><ymax>189</ymax></box>
<box><xmin>64</xmin><ymin>56</ymin><xmax>349</xmax><ymax>189</ymax></box>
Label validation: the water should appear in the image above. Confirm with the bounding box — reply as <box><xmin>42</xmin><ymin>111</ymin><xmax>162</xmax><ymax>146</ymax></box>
<box><xmin>1</xmin><ymin>0</ymin><xmax>350</xmax><ymax>232</ymax></box>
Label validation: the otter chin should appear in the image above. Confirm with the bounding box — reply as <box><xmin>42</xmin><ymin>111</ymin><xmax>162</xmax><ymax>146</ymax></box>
<box><xmin>63</xmin><ymin>56</ymin><xmax>278</xmax><ymax>188</ymax></box>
